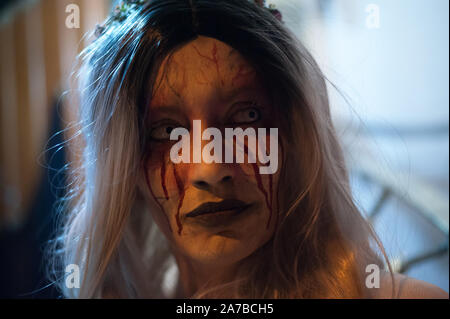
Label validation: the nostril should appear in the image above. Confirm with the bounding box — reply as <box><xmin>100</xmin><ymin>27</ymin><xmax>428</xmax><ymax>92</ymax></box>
<box><xmin>221</xmin><ymin>175</ymin><xmax>232</xmax><ymax>183</ymax></box>
<box><xmin>194</xmin><ymin>180</ymin><xmax>209</xmax><ymax>188</ymax></box>
<box><xmin>192</xmin><ymin>175</ymin><xmax>233</xmax><ymax>189</ymax></box>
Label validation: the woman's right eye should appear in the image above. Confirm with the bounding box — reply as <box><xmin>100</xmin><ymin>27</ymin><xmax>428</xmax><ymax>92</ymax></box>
<box><xmin>150</xmin><ymin>122</ymin><xmax>179</xmax><ymax>140</ymax></box>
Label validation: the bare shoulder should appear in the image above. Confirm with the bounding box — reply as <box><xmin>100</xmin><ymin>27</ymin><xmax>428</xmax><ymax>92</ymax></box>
<box><xmin>374</xmin><ymin>272</ymin><xmax>449</xmax><ymax>299</ymax></box>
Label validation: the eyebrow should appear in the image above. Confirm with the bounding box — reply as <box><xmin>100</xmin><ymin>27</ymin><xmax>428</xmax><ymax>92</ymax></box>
<box><xmin>149</xmin><ymin>105</ymin><xmax>182</xmax><ymax>116</ymax></box>
<box><xmin>221</xmin><ymin>84</ymin><xmax>262</xmax><ymax>102</ymax></box>
<box><xmin>152</xmin><ymin>84</ymin><xmax>263</xmax><ymax>111</ymax></box>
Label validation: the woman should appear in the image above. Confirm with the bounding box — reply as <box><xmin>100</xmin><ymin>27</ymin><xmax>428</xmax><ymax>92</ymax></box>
<box><xmin>48</xmin><ymin>0</ymin><xmax>448</xmax><ymax>298</ymax></box>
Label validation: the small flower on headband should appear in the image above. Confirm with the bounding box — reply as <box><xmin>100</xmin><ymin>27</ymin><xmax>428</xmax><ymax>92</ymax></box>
<box><xmin>95</xmin><ymin>0</ymin><xmax>283</xmax><ymax>39</ymax></box>
<box><xmin>267</xmin><ymin>3</ymin><xmax>283</xmax><ymax>22</ymax></box>
<box><xmin>94</xmin><ymin>0</ymin><xmax>145</xmax><ymax>38</ymax></box>
<box><xmin>253</xmin><ymin>0</ymin><xmax>283</xmax><ymax>22</ymax></box>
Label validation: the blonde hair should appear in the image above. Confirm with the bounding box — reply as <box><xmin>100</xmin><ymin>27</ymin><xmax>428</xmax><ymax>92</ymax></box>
<box><xmin>48</xmin><ymin>0</ymin><xmax>393</xmax><ymax>298</ymax></box>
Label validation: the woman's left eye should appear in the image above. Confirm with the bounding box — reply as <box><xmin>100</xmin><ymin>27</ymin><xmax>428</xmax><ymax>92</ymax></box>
<box><xmin>149</xmin><ymin>122</ymin><xmax>179</xmax><ymax>141</ymax></box>
<box><xmin>231</xmin><ymin>106</ymin><xmax>261</xmax><ymax>124</ymax></box>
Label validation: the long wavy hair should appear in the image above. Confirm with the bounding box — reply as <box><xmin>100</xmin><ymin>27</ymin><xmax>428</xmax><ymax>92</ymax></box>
<box><xmin>47</xmin><ymin>0</ymin><xmax>393</xmax><ymax>298</ymax></box>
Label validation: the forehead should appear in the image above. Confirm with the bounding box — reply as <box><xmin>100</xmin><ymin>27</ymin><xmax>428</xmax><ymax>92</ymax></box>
<box><xmin>150</xmin><ymin>36</ymin><xmax>263</xmax><ymax>114</ymax></box>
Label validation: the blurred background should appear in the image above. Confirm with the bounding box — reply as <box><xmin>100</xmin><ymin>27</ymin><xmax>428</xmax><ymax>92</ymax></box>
<box><xmin>0</xmin><ymin>0</ymin><xmax>448</xmax><ymax>298</ymax></box>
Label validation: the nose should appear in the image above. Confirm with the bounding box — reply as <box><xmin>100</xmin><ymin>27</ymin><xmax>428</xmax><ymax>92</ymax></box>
<box><xmin>189</xmin><ymin>163</ymin><xmax>235</xmax><ymax>191</ymax></box>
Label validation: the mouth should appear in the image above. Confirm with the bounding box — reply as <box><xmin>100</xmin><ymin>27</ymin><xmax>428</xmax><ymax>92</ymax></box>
<box><xmin>186</xmin><ymin>199</ymin><xmax>251</xmax><ymax>217</ymax></box>
<box><xmin>185</xmin><ymin>199</ymin><xmax>253</xmax><ymax>228</ymax></box>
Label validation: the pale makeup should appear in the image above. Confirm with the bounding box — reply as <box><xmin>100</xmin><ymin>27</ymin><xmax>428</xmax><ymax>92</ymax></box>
<box><xmin>143</xmin><ymin>36</ymin><xmax>282</xmax><ymax>296</ymax></box>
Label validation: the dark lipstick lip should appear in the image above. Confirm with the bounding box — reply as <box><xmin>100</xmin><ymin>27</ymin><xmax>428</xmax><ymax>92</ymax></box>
<box><xmin>185</xmin><ymin>199</ymin><xmax>251</xmax><ymax>218</ymax></box>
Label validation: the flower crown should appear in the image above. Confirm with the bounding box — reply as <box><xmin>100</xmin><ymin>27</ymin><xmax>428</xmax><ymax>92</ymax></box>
<box><xmin>95</xmin><ymin>0</ymin><xmax>283</xmax><ymax>38</ymax></box>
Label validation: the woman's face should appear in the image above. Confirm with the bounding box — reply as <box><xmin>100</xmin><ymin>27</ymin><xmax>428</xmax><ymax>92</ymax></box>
<box><xmin>144</xmin><ymin>36</ymin><xmax>281</xmax><ymax>268</ymax></box>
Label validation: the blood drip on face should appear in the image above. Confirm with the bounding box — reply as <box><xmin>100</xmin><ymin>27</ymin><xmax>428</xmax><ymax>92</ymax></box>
<box><xmin>160</xmin><ymin>152</ymin><xmax>169</xmax><ymax>200</ymax></box>
<box><xmin>172</xmin><ymin>165</ymin><xmax>185</xmax><ymax>235</ymax></box>
<box><xmin>250</xmin><ymin>162</ymin><xmax>273</xmax><ymax>229</ymax></box>
<box><xmin>242</xmin><ymin>143</ymin><xmax>273</xmax><ymax>229</ymax></box>
<box><xmin>144</xmin><ymin>154</ymin><xmax>172</xmax><ymax>233</ymax></box>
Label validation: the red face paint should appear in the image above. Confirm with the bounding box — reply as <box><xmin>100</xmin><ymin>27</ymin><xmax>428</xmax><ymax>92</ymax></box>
<box><xmin>160</xmin><ymin>152</ymin><xmax>169</xmax><ymax>200</ymax></box>
<box><xmin>241</xmin><ymin>142</ymin><xmax>273</xmax><ymax>229</ymax></box>
<box><xmin>144</xmin><ymin>156</ymin><xmax>172</xmax><ymax>233</ymax></box>
<box><xmin>192</xmin><ymin>43</ymin><xmax>225</xmax><ymax>86</ymax></box>
<box><xmin>250</xmin><ymin>162</ymin><xmax>272</xmax><ymax>229</ymax></box>
<box><xmin>172</xmin><ymin>165</ymin><xmax>185</xmax><ymax>235</ymax></box>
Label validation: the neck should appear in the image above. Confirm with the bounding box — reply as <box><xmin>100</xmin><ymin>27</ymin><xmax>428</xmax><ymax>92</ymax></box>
<box><xmin>173</xmin><ymin>253</ymin><xmax>240</xmax><ymax>298</ymax></box>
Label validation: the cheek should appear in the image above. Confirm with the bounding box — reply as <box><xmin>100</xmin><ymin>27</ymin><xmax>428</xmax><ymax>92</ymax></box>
<box><xmin>145</xmin><ymin>142</ymin><xmax>184</xmax><ymax>198</ymax></box>
<box><xmin>143</xmin><ymin>136</ymin><xmax>283</xmax><ymax>236</ymax></box>
<box><xmin>145</xmin><ymin>146</ymin><xmax>189</xmax><ymax>236</ymax></box>
<box><xmin>238</xmin><ymin>135</ymin><xmax>283</xmax><ymax>230</ymax></box>
<box><xmin>251</xmin><ymin>162</ymin><xmax>275</xmax><ymax>230</ymax></box>
<box><xmin>143</xmin><ymin>145</ymin><xmax>177</xmax><ymax>234</ymax></box>
<box><xmin>145</xmin><ymin>148</ymin><xmax>170</xmax><ymax>200</ymax></box>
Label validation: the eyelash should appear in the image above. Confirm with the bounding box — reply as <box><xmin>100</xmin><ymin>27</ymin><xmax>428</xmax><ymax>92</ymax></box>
<box><xmin>229</xmin><ymin>103</ymin><xmax>262</xmax><ymax>125</ymax></box>
<box><xmin>149</xmin><ymin>120</ymin><xmax>182</xmax><ymax>141</ymax></box>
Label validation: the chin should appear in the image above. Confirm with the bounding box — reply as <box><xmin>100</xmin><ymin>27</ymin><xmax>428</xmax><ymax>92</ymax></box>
<box><xmin>181</xmin><ymin>233</ymin><xmax>258</xmax><ymax>266</ymax></box>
